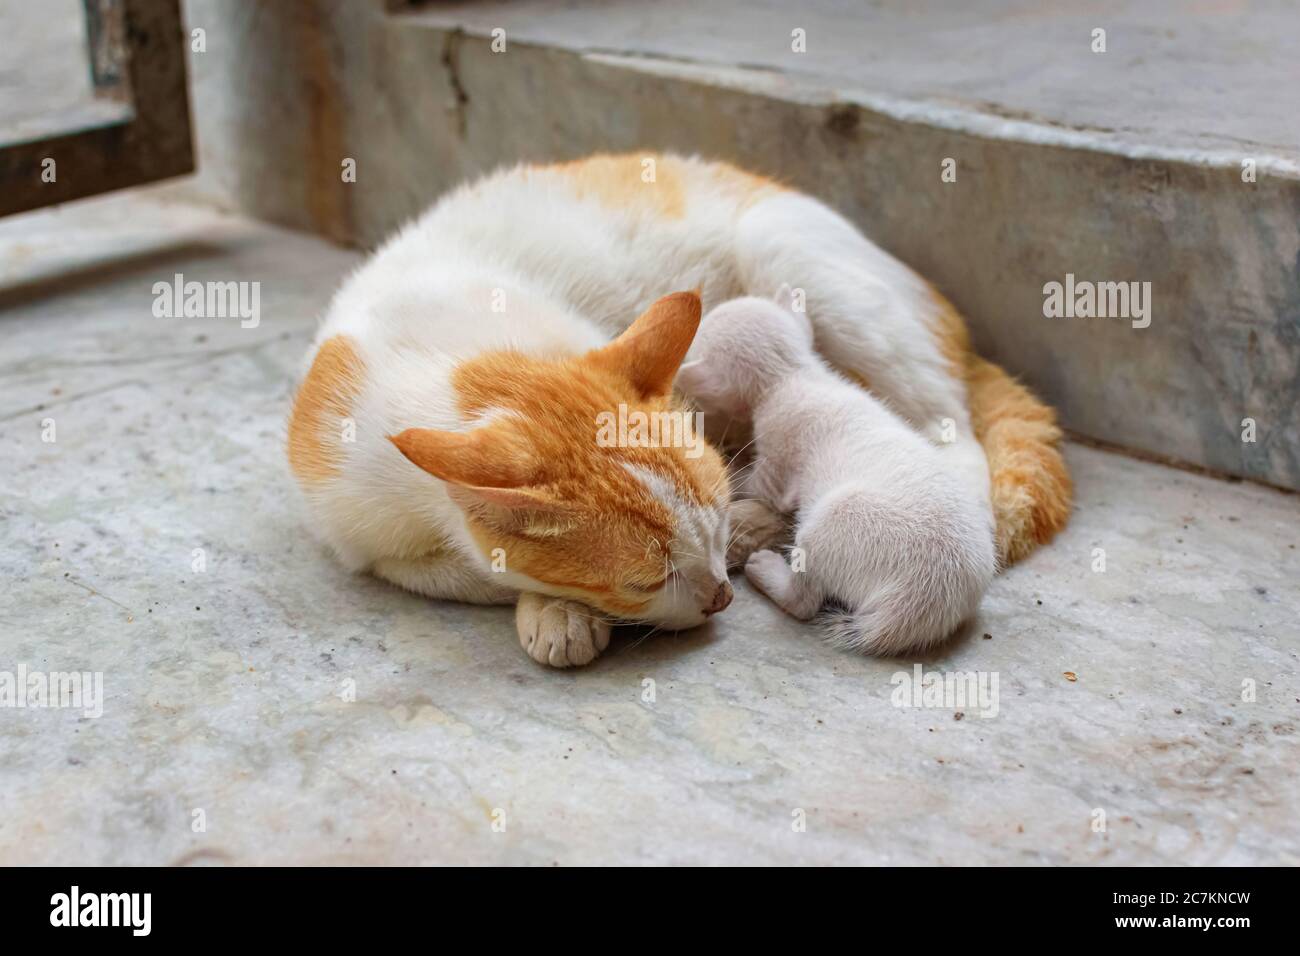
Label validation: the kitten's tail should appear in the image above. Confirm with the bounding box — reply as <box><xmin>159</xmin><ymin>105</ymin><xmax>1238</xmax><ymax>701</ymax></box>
<box><xmin>966</xmin><ymin>355</ymin><xmax>1072</xmax><ymax>565</ymax></box>
<box><xmin>818</xmin><ymin>577</ymin><xmax>982</xmax><ymax>657</ymax></box>
<box><xmin>821</xmin><ymin>604</ymin><xmax>937</xmax><ymax>657</ymax></box>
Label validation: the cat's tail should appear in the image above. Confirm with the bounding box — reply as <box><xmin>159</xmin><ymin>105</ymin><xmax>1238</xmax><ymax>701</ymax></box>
<box><xmin>965</xmin><ymin>355</ymin><xmax>1072</xmax><ymax>565</ymax></box>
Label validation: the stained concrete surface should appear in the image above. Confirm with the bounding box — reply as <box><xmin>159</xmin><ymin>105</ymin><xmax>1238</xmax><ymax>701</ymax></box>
<box><xmin>1</xmin><ymin>190</ymin><xmax>1297</xmax><ymax>865</ymax></box>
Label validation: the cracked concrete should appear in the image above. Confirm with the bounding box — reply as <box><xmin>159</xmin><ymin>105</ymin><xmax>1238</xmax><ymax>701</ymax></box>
<box><xmin>440</xmin><ymin>29</ymin><xmax>471</xmax><ymax>139</ymax></box>
<box><xmin>0</xmin><ymin>190</ymin><xmax>1297</xmax><ymax>865</ymax></box>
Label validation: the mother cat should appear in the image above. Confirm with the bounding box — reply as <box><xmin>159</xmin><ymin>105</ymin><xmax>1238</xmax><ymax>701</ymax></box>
<box><xmin>288</xmin><ymin>153</ymin><xmax>1071</xmax><ymax>666</ymax></box>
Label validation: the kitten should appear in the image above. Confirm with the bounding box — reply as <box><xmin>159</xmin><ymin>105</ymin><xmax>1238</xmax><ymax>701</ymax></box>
<box><xmin>289</xmin><ymin>154</ymin><xmax>1068</xmax><ymax>667</ymax></box>
<box><xmin>677</xmin><ymin>287</ymin><xmax>997</xmax><ymax>654</ymax></box>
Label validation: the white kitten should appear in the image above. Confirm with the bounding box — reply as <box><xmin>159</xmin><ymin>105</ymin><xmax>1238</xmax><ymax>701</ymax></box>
<box><xmin>676</xmin><ymin>286</ymin><xmax>997</xmax><ymax>655</ymax></box>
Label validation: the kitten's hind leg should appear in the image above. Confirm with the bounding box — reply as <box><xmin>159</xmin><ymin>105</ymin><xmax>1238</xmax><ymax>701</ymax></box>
<box><xmin>744</xmin><ymin>549</ymin><xmax>822</xmax><ymax>620</ymax></box>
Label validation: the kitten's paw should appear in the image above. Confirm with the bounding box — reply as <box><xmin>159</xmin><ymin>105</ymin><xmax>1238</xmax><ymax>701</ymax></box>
<box><xmin>744</xmin><ymin>548</ymin><xmax>821</xmax><ymax>620</ymax></box>
<box><xmin>726</xmin><ymin>498</ymin><xmax>787</xmax><ymax>568</ymax></box>
<box><xmin>515</xmin><ymin>592</ymin><xmax>611</xmax><ymax>668</ymax></box>
<box><xmin>744</xmin><ymin>548</ymin><xmax>790</xmax><ymax>594</ymax></box>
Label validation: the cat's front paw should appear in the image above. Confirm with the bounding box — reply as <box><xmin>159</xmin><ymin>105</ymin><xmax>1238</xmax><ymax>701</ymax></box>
<box><xmin>515</xmin><ymin>592</ymin><xmax>611</xmax><ymax>668</ymax></box>
<box><xmin>726</xmin><ymin>498</ymin><xmax>787</xmax><ymax>568</ymax></box>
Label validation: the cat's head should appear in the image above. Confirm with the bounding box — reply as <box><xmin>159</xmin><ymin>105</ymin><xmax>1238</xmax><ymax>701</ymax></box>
<box><xmin>390</xmin><ymin>291</ymin><xmax>733</xmax><ymax>629</ymax></box>
<box><xmin>675</xmin><ymin>284</ymin><xmax>813</xmax><ymax>420</ymax></box>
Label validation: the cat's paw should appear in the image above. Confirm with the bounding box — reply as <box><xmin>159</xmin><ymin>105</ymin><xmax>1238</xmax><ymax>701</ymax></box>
<box><xmin>726</xmin><ymin>498</ymin><xmax>787</xmax><ymax>568</ymax></box>
<box><xmin>515</xmin><ymin>592</ymin><xmax>611</xmax><ymax>668</ymax></box>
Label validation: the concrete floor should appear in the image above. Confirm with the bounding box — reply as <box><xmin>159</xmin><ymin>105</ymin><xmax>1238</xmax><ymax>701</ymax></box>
<box><xmin>1</xmin><ymin>190</ymin><xmax>1297</xmax><ymax>865</ymax></box>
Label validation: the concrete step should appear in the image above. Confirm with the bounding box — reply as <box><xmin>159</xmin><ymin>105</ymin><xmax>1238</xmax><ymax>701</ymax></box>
<box><xmin>173</xmin><ymin>0</ymin><xmax>1300</xmax><ymax>490</ymax></box>
<box><xmin>1</xmin><ymin>192</ymin><xmax>1297</xmax><ymax>863</ymax></box>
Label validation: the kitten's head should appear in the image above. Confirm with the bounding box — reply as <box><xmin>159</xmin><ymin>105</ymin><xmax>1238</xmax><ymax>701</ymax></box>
<box><xmin>390</xmin><ymin>292</ymin><xmax>733</xmax><ymax>629</ymax></box>
<box><xmin>675</xmin><ymin>284</ymin><xmax>813</xmax><ymax>420</ymax></box>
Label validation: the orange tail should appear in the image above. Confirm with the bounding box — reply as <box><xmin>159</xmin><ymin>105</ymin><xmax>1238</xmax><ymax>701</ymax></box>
<box><xmin>966</xmin><ymin>355</ymin><xmax>1072</xmax><ymax>565</ymax></box>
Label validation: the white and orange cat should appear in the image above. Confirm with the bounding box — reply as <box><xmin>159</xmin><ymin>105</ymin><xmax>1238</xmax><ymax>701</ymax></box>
<box><xmin>288</xmin><ymin>154</ymin><xmax>1071</xmax><ymax>667</ymax></box>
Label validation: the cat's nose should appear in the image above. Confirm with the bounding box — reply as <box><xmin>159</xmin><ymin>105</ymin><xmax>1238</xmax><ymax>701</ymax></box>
<box><xmin>704</xmin><ymin>580</ymin><xmax>734</xmax><ymax>616</ymax></box>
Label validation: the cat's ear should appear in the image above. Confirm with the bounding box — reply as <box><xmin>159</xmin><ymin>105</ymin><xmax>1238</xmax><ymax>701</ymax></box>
<box><xmin>588</xmin><ymin>290</ymin><xmax>702</xmax><ymax>398</ymax></box>
<box><xmin>389</xmin><ymin>426</ymin><xmax>532</xmax><ymax>488</ymax></box>
<box><xmin>388</xmin><ymin>427</ymin><xmax>574</xmax><ymax>536</ymax></box>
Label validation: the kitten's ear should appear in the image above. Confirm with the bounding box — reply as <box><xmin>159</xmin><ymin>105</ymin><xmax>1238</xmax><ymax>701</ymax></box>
<box><xmin>389</xmin><ymin>427</ymin><xmax>573</xmax><ymax>536</ymax></box>
<box><xmin>675</xmin><ymin>360</ymin><xmax>743</xmax><ymax>417</ymax></box>
<box><xmin>675</xmin><ymin>359</ymin><xmax>705</xmax><ymax>393</ymax></box>
<box><xmin>676</xmin><ymin>358</ymin><xmax>729</xmax><ymax>406</ymax></box>
<box><xmin>588</xmin><ymin>291</ymin><xmax>702</xmax><ymax>398</ymax></box>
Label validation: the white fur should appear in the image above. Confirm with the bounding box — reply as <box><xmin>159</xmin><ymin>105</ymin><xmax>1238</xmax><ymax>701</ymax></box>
<box><xmin>296</xmin><ymin>156</ymin><xmax>989</xmax><ymax>639</ymax></box>
<box><xmin>676</xmin><ymin>290</ymin><xmax>996</xmax><ymax>654</ymax></box>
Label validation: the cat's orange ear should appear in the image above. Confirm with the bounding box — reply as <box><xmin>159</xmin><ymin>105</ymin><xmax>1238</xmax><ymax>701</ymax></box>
<box><xmin>388</xmin><ymin>427</ymin><xmax>574</xmax><ymax>535</ymax></box>
<box><xmin>588</xmin><ymin>290</ymin><xmax>702</xmax><ymax>398</ymax></box>
<box><xmin>389</xmin><ymin>426</ymin><xmax>532</xmax><ymax>488</ymax></box>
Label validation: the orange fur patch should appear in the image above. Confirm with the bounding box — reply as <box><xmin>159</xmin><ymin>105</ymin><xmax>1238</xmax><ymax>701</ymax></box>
<box><xmin>551</xmin><ymin>153</ymin><xmax>686</xmax><ymax>219</ymax></box>
<box><xmin>926</xmin><ymin>284</ymin><xmax>974</xmax><ymax>382</ymax></box>
<box><xmin>288</xmin><ymin>335</ymin><xmax>366</xmax><ymax>482</ymax></box>
<box><xmin>966</xmin><ymin>356</ymin><xmax>1072</xmax><ymax>565</ymax></box>
<box><xmin>547</xmin><ymin>153</ymin><xmax>786</xmax><ymax>220</ymax></box>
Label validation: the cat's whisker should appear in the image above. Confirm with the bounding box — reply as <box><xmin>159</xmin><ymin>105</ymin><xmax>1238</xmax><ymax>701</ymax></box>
<box><xmin>726</xmin><ymin>434</ymin><xmax>759</xmax><ymax>462</ymax></box>
<box><xmin>728</xmin><ymin>451</ymin><xmax>760</xmax><ymax>475</ymax></box>
<box><xmin>725</xmin><ymin>523</ymin><xmax>747</xmax><ymax>552</ymax></box>
<box><xmin>620</xmin><ymin>617</ymin><xmax>670</xmax><ymax>655</ymax></box>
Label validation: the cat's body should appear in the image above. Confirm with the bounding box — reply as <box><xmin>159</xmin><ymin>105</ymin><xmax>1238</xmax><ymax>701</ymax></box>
<box><xmin>678</xmin><ymin>291</ymin><xmax>997</xmax><ymax>653</ymax></box>
<box><xmin>289</xmin><ymin>153</ymin><xmax>1070</xmax><ymax>665</ymax></box>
